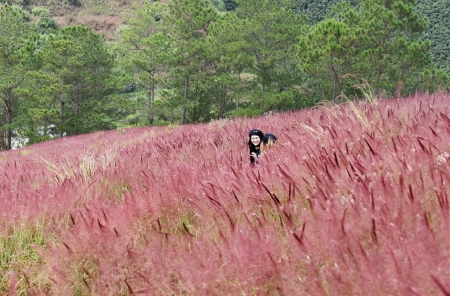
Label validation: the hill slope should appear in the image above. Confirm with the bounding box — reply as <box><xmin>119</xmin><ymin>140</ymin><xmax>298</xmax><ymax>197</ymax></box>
<box><xmin>2</xmin><ymin>93</ymin><xmax>450</xmax><ymax>294</ymax></box>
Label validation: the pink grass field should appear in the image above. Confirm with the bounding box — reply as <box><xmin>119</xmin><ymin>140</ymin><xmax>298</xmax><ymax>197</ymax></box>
<box><xmin>2</xmin><ymin>93</ymin><xmax>450</xmax><ymax>295</ymax></box>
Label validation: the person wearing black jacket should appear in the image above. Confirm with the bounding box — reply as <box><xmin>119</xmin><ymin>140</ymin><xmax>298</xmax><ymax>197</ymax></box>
<box><xmin>263</xmin><ymin>133</ymin><xmax>277</xmax><ymax>146</ymax></box>
<box><xmin>248</xmin><ymin>129</ymin><xmax>264</xmax><ymax>164</ymax></box>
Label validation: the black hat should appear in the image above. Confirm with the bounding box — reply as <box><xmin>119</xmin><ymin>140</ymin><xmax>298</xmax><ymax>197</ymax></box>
<box><xmin>263</xmin><ymin>133</ymin><xmax>277</xmax><ymax>144</ymax></box>
<box><xmin>249</xmin><ymin>129</ymin><xmax>264</xmax><ymax>140</ymax></box>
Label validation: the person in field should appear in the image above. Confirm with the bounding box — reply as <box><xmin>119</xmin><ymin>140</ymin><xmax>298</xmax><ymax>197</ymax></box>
<box><xmin>249</xmin><ymin>129</ymin><xmax>264</xmax><ymax>164</ymax></box>
<box><xmin>263</xmin><ymin>133</ymin><xmax>277</xmax><ymax>147</ymax></box>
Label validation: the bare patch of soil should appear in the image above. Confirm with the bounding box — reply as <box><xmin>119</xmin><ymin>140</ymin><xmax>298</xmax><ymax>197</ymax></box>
<box><xmin>54</xmin><ymin>15</ymin><xmax>124</xmax><ymax>40</ymax></box>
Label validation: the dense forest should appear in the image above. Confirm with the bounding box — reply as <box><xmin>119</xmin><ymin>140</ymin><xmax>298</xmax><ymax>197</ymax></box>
<box><xmin>0</xmin><ymin>0</ymin><xmax>449</xmax><ymax>150</ymax></box>
<box><xmin>227</xmin><ymin>0</ymin><xmax>449</xmax><ymax>70</ymax></box>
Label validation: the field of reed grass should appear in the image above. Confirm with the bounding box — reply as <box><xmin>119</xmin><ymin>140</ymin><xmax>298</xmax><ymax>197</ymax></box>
<box><xmin>1</xmin><ymin>92</ymin><xmax>450</xmax><ymax>295</ymax></box>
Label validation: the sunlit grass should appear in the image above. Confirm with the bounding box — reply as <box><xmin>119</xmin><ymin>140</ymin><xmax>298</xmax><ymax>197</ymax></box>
<box><xmin>0</xmin><ymin>222</ymin><xmax>49</xmax><ymax>295</ymax></box>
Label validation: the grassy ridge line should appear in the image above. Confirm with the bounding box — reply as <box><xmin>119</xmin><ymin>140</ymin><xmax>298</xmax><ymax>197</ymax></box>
<box><xmin>2</xmin><ymin>92</ymin><xmax>450</xmax><ymax>294</ymax></box>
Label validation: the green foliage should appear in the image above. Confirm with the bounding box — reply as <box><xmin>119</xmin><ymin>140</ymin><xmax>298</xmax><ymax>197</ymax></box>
<box><xmin>294</xmin><ymin>0</ymin><xmax>449</xmax><ymax>72</ymax></box>
<box><xmin>24</xmin><ymin>24</ymin><xmax>117</xmax><ymax>138</ymax></box>
<box><xmin>166</xmin><ymin>0</ymin><xmax>218</xmax><ymax>124</ymax></box>
<box><xmin>0</xmin><ymin>223</ymin><xmax>48</xmax><ymax>295</ymax></box>
<box><xmin>31</xmin><ymin>6</ymin><xmax>58</xmax><ymax>33</ymax></box>
<box><xmin>234</xmin><ymin>0</ymin><xmax>308</xmax><ymax>111</ymax></box>
<box><xmin>297</xmin><ymin>12</ymin><xmax>360</xmax><ymax>101</ymax></box>
<box><xmin>207</xmin><ymin>12</ymin><xmax>253</xmax><ymax>118</ymax></box>
<box><xmin>211</xmin><ymin>0</ymin><xmax>225</xmax><ymax>11</ymax></box>
<box><xmin>406</xmin><ymin>65</ymin><xmax>450</xmax><ymax>94</ymax></box>
<box><xmin>0</xmin><ymin>4</ymin><xmax>34</xmax><ymax>149</ymax></box>
<box><xmin>415</xmin><ymin>0</ymin><xmax>450</xmax><ymax>70</ymax></box>
<box><xmin>30</xmin><ymin>5</ymin><xmax>47</xmax><ymax>16</ymax></box>
<box><xmin>1</xmin><ymin>0</ymin><xmax>448</xmax><ymax>142</ymax></box>
<box><xmin>356</xmin><ymin>0</ymin><xmax>430</xmax><ymax>95</ymax></box>
<box><xmin>222</xmin><ymin>0</ymin><xmax>237</xmax><ymax>11</ymax></box>
<box><xmin>294</xmin><ymin>0</ymin><xmax>361</xmax><ymax>24</ymax></box>
<box><xmin>0</xmin><ymin>0</ymin><xmax>29</xmax><ymax>6</ymax></box>
<box><xmin>227</xmin><ymin>105</ymin><xmax>261</xmax><ymax>118</ymax></box>
<box><xmin>114</xmin><ymin>1</ymin><xmax>172</xmax><ymax>126</ymax></box>
<box><xmin>298</xmin><ymin>0</ymin><xmax>433</xmax><ymax>100</ymax></box>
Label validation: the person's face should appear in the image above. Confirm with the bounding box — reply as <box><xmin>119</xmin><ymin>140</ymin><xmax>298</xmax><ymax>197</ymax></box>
<box><xmin>251</xmin><ymin>135</ymin><xmax>261</xmax><ymax>146</ymax></box>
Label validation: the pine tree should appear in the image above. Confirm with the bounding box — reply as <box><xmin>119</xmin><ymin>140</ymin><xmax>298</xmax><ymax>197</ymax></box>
<box><xmin>357</xmin><ymin>0</ymin><xmax>430</xmax><ymax>95</ymax></box>
<box><xmin>298</xmin><ymin>0</ymin><xmax>432</xmax><ymax>100</ymax></box>
<box><xmin>116</xmin><ymin>1</ymin><xmax>172</xmax><ymax>125</ymax></box>
<box><xmin>32</xmin><ymin>25</ymin><xmax>116</xmax><ymax>136</ymax></box>
<box><xmin>208</xmin><ymin>12</ymin><xmax>253</xmax><ymax>118</ymax></box>
<box><xmin>167</xmin><ymin>0</ymin><xmax>218</xmax><ymax>124</ymax></box>
<box><xmin>297</xmin><ymin>6</ymin><xmax>361</xmax><ymax>102</ymax></box>
<box><xmin>223</xmin><ymin>0</ymin><xmax>237</xmax><ymax>11</ymax></box>
<box><xmin>0</xmin><ymin>5</ymin><xmax>33</xmax><ymax>149</ymax></box>
<box><xmin>235</xmin><ymin>0</ymin><xmax>307</xmax><ymax>112</ymax></box>
<box><xmin>294</xmin><ymin>0</ymin><xmax>361</xmax><ymax>24</ymax></box>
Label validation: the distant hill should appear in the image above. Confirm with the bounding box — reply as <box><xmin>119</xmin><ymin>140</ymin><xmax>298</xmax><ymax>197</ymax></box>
<box><xmin>52</xmin><ymin>14</ymin><xmax>124</xmax><ymax>40</ymax></box>
<box><xmin>12</xmin><ymin>0</ymin><xmax>144</xmax><ymax>40</ymax></box>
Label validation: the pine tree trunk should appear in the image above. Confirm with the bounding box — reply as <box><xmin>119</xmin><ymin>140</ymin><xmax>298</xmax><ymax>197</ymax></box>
<box><xmin>182</xmin><ymin>75</ymin><xmax>189</xmax><ymax>125</ymax></box>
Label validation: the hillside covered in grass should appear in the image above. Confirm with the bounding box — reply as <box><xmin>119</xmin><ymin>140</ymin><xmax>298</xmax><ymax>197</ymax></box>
<box><xmin>2</xmin><ymin>93</ymin><xmax>450</xmax><ymax>294</ymax></box>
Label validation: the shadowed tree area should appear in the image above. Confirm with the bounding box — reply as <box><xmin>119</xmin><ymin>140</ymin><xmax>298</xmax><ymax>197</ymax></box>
<box><xmin>415</xmin><ymin>0</ymin><xmax>450</xmax><ymax>71</ymax></box>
